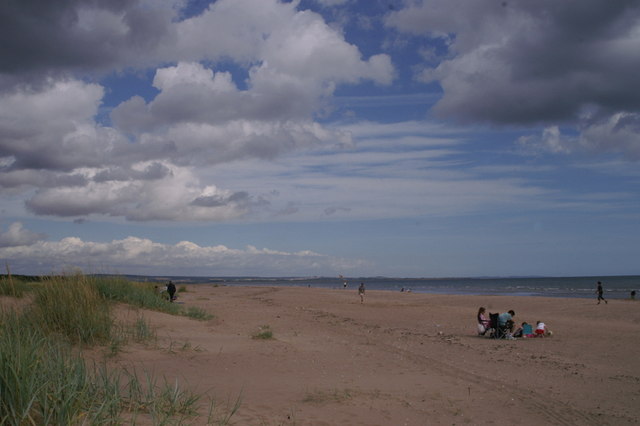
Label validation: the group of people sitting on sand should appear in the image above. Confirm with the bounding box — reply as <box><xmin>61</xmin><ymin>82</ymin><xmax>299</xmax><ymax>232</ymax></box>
<box><xmin>476</xmin><ymin>307</ymin><xmax>552</xmax><ymax>339</ymax></box>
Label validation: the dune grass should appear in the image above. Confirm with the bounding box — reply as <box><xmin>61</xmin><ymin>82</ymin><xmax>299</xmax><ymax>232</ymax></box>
<box><xmin>30</xmin><ymin>274</ymin><xmax>113</xmax><ymax>345</ymax></box>
<box><xmin>0</xmin><ymin>310</ymin><xmax>111</xmax><ymax>424</ymax></box>
<box><xmin>94</xmin><ymin>276</ymin><xmax>213</xmax><ymax>320</ymax></box>
<box><xmin>108</xmin><ymin>314</ymin><xmax>158</xmax><ymax>356</ymax></box>
<box><xmin>0</xmin><ymin>273</ymin><xmax>234</xmax><ymax>425</ymax></box>
<box><xmin>93</xmin><ymin>275</ymin><xmax>182</xmax><ymax>315</ymax></box>
<box><xmin>182</xmin><ymin>305</ymin><xmax>214</xmax><ymax>321</ymax></box>
<box><xmin>0</xmin><ymin>275</ymin><xmax>31</xmax><ymax>298</ymax></box>
<box><xmin>0</xmin><ymin>314</ymin><xmax>210</xmax><ymax>424</ymax></box>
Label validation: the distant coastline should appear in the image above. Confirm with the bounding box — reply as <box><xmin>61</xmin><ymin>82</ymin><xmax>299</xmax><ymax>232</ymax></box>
<box><xmin>4</xmin><ymin>273</ymin><xmax>635</xmax><ymax>299</ymax></box>
<box><xmin>91</xmin><ymin>274</ymin><xmax>639</xmax><ymax>300</ymax></box>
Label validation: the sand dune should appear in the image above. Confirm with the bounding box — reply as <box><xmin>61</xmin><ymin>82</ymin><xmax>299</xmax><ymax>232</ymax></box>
<box><xmin>111</xmin><ymin>285</ymin><xmax>640</xmax><ymax>425</ymax></box>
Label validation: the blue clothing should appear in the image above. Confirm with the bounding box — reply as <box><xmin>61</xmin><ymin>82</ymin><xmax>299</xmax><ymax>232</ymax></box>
<box><xmin>498</xmin><ymin>312</ymin><xmax>512</xmax><ymax>326</ymax></box>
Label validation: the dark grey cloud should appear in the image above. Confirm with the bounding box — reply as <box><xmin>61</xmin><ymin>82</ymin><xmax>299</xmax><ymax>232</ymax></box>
<box><xmin>20</xmin><ymin>164</ymin><xmax>257</xmax><ymax>222</ymax></box>
<box><xmin>388</xmin><ymin>0</ymin><xmax>640</xmax><ymax>126</ymax></box>
<box><xmin>0</xmin><ymin>169</ymin><xmax>87</xmax><ymax>189</ymax></box>
<box><xmin>24</xmin><ymin>187</ymin><xmax>134</xmax><ymax>217</ymax></box>
<box><xmin>93</xmin><ymin>162</ymin><xmax>171</xmax><ymax>183</ymax></box>
<box><xmin>191</xmin><ymin>191</ymin><xmax>250</xmax><ymax>207</ymax></box>
<box><xmin>0</xmin><ymin>0</ymin><xmax>173</xmax><ymax>78</ymax></box>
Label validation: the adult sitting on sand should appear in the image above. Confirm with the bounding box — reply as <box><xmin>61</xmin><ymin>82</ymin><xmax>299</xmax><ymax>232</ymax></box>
<box><xmin>477</xmin><ymin>307</ymin><xmax>491</xmax><ymax>335</ymax></box>
<box><xmin>498</xmin><ymin>310</ymin><xmax>516</xmax><ymax>334</ymax></box>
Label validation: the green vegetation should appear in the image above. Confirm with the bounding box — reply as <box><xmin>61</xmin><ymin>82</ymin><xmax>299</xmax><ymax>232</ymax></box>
<box><xmin>303</xmin><ymin>388</ymin><xmax>353</xmax><ymax>405</ymax></box>
<box><xmin>252</xmin><ymin>325</ymin><xmax>274</xmax><ymax>340</ymax></box>
<box><xmin>31</xmin><ymin>275</ymin><xmax>113</xmax><ymax>345</ymax></box>
<box><xmin>108</xmin><ymin>315</ymin><xmax>158</xmax><ymax>357</ymax></box>
<box><xmin>183</xmin><ymin>305</ymin><xmax>214</xmax><ymax>321</ymax></box>
<box><xmin>0</xmin><ymin>273</ymin><xmax>233</xmax><ymax>425</ymax></box>
<box><xmin>93</xmin><ymin>275</ymin><xmax>182</xmax><ymax>315</ymax></box>
<box><xmin>0</xmin><ymin>275</ymin><xmax>32</xmax><ymax>298</ymax></box>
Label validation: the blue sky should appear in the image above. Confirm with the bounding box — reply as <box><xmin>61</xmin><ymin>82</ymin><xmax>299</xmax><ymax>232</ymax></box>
<box><xmin>1</xmin><ymin>0</ymin><xmax>639</xmax><ymax>277</ymax></box>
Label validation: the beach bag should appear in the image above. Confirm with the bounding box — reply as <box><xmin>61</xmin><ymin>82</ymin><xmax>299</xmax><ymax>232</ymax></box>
<box><xmin>477</xmin><ymin>323</ymin><xmax>486</xmax><ymax>335</ymax></box>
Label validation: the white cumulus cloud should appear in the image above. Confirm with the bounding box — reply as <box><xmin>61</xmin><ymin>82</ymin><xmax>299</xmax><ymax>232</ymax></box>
<box><xmin>0</xmin><ymin>222</ymin><xmax>47</xmax><ymax>248</ymax></box>
<box><xmin>0</xmin><ymin>229</ymin><xmax>368</xmax><ymax>276</ymax></box>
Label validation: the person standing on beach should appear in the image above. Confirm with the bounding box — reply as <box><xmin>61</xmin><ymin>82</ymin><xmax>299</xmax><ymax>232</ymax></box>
<box><xmin>358</xmin><ymin>282</ymin><xmax>365</xmax><ymax>304</ymax></box>
<box><xmin>167</xmin><ymin>280</ymin><xmax>177</xmax><ymax>303</ymax></box>
<box><xmin>596</xmin><ymin>281</ymin><xmax>607</xmax><ymax>304</ymax></box>
<box><xmin>340</xmin><ymin>275</ymin><xmax>347</xmax><ymax>289</ymax></box>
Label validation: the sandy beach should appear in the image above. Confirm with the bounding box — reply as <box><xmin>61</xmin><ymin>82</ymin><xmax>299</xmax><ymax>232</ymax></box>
<box><xmin>106</xmin><ymin>285</ymin><xmax>639</xmax><ymax>425</ymax></box>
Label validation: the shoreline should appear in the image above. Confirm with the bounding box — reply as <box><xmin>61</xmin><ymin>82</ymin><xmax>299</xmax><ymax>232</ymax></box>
<box><xmin>189</xmin><ymin>281</ymin><xmax>639</xmax><ymax>300</ymax></box>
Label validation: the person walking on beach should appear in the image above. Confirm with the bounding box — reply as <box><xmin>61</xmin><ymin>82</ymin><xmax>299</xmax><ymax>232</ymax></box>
<box><xmin>167</xmin><ymin>280</ymin><xmax>177</xmax><ymax>303</ymax></box>
<box><xmin>358</xmin><ymin>282</ymin><xmax>365</xmax><ymax>304</ymax></box>
<box><xmin>596</xmin><ymin>281</ymin><xmax>607</xmax><ymax>304</ymax></box>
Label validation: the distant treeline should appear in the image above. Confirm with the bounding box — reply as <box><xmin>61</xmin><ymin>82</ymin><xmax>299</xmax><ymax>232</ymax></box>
<box><xmin>1</xmin><ymin>274</ymin><xmax>51</xmax><ymax>282</ymax></box>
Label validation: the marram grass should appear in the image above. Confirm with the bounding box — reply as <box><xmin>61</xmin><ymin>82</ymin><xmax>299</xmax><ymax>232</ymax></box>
<box><xmin>0</xmin><ymin>311</ymin><xmax>104</xmax><ymax>425</ymax></box>
<box><xmin>0</xmin><ymin>275</ymin><xmax>31</xmax><ymax>298</ymax></box>
<box><xmin>31</xmin><ymin>274</ymin><xmax>112</xmax><ymax>345</ymax></box>
<box><xmin>0</xmin><ymin>273</ymin><xmax>236</xmax><ymax>425</ymax></box>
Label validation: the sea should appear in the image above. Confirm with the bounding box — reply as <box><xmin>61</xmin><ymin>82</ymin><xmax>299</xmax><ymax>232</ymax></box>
<box><xmin>119</xmin><ymin>275</ymin><xmax>640</xmax><ymax>300</ymax></box>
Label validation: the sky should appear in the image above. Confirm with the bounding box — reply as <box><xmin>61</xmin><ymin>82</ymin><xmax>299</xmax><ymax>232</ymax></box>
<box><xmin>1</xmin><ymin>0</ymin><xmax>639</xmax><ymax>278</ymax></box>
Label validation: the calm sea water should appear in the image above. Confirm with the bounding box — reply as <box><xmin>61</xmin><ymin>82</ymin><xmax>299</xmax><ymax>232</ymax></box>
<box><xmin>131</xmin><ymin>275</ymin><xmax>639</xmax><ymax>300</ymax></box>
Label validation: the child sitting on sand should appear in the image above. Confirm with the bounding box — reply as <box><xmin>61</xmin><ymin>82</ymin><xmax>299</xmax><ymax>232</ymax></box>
<box><xmin>513</xmin><ymin>322</ymin><xmax>530</xmax><ymax>338</ymax></box>
<box><xmin>535</xmin><ymin>321</ymin><xmax>547</xmax><ymax>337</ymax></box>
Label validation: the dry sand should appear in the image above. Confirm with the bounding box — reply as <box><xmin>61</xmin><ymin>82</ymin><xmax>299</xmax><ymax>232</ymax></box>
<box><xmin>109</xmin><ymin>285</ymin><xmax>639</xmax><ymax>425</ymax></box>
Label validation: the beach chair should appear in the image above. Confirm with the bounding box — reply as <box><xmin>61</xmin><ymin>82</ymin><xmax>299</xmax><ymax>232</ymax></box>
<box><xmin>489</xmin><ymin>313</ymin><xmax>506</xmax><ymax>339</ymax></box>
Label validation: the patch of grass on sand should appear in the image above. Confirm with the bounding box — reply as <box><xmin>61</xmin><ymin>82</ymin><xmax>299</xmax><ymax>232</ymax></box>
<box><xmin>252</xmin><ymin>325</ymin><xmax>274</xmax><ymax>340</ymax></box>
<box><xmin>182</xmin><ymin>305</ymin><xmax>214</xmax><ymax>320</ymax></box>
<box><xmin>108</xmin><ymin>314</ymin><xmax>159</xmax><ymax>356</ymax></box>
<box><xmin>303</xmin><ymin>388</ymin><xmax>353</xmax><ymax>405</ymax></box>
